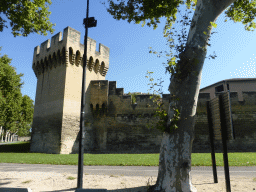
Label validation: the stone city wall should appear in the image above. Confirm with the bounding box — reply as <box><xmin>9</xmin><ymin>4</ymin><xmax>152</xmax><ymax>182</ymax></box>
<box><xmin>89</xmin><ymin>85</ymin><xmax>256</xmax><ymax>153</ymax></box>
<box><xmin>30</xmin><ymin>27</ymin><xmax>255</xmax><ymax>154</ymax></box>
<box><xmin>194</xmin><ymin>91</ymin><xmax>256</xmax><ymax>153</ymax></box>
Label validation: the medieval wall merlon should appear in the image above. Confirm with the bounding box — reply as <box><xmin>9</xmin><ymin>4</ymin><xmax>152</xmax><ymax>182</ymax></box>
<box><xmin>107</xmin><ymin>81</ymin><xmax>124</xmax><ymax>96</ymax></box>
<box><xmin>87</xmin><ymin>37</ymin><xmax>96</xmax><ymax>52</ymax></box>
<box><xmin>116</xmin><ymin>88</ymin><xmax>124</xmax><ymax>95</ymax></box>
<box><xmin>90</xmin><ymin>80</ymin><xmax>109</xmax><ymax>109</ymax></box>
<box><xmin>99</xmin><ymin>43</ymin><xmax>110</xmax><ymax>60</ymax></box>
<box><xmin>109</xmin><ymin>81</ymin><xmax>117</xmax><ymax>95</ymax></box>
<box><xmin>64</xmin><ymin>26</ymin><xmax>81</xmax><ymax>46</ymax></box>
<box><xmin>51</xmin><ymin>31</ymin><xmax>63</xmax><ymax>46</ymax></box>
<box><xmin>32</xmin><ymin>26</ymin><xmax>110</xmax><ymax>78</ymax></box>
<box><xmin>40</xmin><ymin>39</ymin><xmax>50</xmax><ymax>57</ymax></box>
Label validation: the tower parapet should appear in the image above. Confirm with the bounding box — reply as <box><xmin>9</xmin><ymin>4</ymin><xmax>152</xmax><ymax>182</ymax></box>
<box><xmin>32</xmin><ymin>26</ymin><xmax>109</xmax><ymax>78</ymax></box>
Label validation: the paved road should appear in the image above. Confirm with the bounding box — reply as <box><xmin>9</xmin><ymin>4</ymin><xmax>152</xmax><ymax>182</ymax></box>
<box><xmin>0</xmin><ymin>163</ymin><xmax>256</xmax><ymax>177</ymax></box>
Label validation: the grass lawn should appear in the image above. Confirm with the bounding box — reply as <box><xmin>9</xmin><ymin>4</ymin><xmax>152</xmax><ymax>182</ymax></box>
<box><xmin>0</xmin><ymin>141</ymin><xmax>255</xmax><ymax>166</ymax></box>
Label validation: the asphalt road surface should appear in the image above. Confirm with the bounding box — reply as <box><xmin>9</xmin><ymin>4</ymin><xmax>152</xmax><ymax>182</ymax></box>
<box><xmin>0</xmin><ymin>163</ymin><xmax>256</xmax><ymax>178</ymax></box>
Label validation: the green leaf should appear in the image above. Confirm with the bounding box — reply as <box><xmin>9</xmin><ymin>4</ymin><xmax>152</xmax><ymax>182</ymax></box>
<box><xmin>210</xmin><ymin>22</ymin><xmax>217</xmax><ymax>28</ymax></box>
<box><xmin>0</xmin><ymin>0</ymin><xmax>55</xmax><ymax>37</ymax></box>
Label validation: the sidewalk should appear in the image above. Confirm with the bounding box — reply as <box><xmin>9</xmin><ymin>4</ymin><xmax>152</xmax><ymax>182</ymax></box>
<box><xmin>0</xmin><ymin>170</ymin><xmax>255</xmax><ymax>192</ymax></box>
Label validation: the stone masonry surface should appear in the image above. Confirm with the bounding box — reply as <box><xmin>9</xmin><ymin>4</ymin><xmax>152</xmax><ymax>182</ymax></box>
<box><xmin>31</xmin><ymin>27</ymin><xmax>256</xmax><ymax>154</ymax></box>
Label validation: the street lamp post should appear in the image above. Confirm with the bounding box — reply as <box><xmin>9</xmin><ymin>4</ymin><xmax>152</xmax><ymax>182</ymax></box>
<box><xmin>77</xmin><ymin>0</ymin><xmax>97</xmax><ymax>188</ymax></box>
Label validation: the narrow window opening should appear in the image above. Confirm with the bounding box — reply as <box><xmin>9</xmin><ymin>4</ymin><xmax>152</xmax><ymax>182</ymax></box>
<box><xmin>90</xmin><ymin>104</ymin><xmax>93</xmax><ymax>113</ymax></box>
<box><xmin>215</xmin><ymin>84</ymin><xmax>224</xmax><ymax>93</ymax></box>
<box><xmin>102</xmin><ymin>103</ymin><xmax>106</xmax><ymax>115</ymax></box>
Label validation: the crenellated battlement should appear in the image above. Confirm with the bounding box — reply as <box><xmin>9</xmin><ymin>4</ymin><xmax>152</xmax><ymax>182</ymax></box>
<box><xmin>32</xmin><ymin>26</ymin><xmax>109</xmax><ymax>78</ymax></box>
<box><xmin>89</xmin><ymin>79</ymin><xmax>256</xmax><ymax>118</ymax></box>
<box><xmin>89</xmin><ymin>80</ymin><xmax>168</xmax><ymax>117</ymax></box>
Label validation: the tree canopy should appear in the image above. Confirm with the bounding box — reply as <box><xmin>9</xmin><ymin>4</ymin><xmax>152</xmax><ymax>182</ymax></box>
<box><xmin>103</xmin><ymin>0</ymin><xmax>256</xmax><ymax>88</ymax></box>
<box><xmin>103</xmin><ymin>0</ymin><xmax>256</xmax><ymax>33</ymax></box>
<box><xmin>17</xmin><ymin>95</ymin><xmax>34</xmax><ymax>136</ymax></box>
<box><xmin>0</xmin><ymin>0</ymin><xmax>55</xmax><ymax>37</ymax></box>
<box><xmin>0</xmin><ymin>50</ymin><xmax>34</xmax><ymax>136</ymax></box>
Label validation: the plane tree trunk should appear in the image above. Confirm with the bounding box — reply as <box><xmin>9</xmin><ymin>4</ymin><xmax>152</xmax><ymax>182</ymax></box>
<box><xmin>0</xmin><ymin>126</ymin><xmax>4</xmax><ymax>142</ymax></box>
<box><xmin>0</xmin><ymin>126</ymin><xmax>2</xmax><ymax>142</ymax></box>
<box><xmin>150</xmin><ymin>0</ymin><xmax>235</xmax><ymax>191</ymax></box>
<box><xmin>7</xmin><ymin>131</ymin><xmax>10</xmax><ymax>142</ymax></box>
<box><xmin>5</xmin><ymin>130</ymin><xmax>8</xmax><ymax>142</ymax></box>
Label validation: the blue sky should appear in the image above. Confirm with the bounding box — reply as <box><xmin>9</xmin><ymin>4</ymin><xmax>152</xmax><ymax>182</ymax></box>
<box><xmin>1</xmin><ymin>0</ymin><xmax>256</xmax><ymax>102</ymax></box>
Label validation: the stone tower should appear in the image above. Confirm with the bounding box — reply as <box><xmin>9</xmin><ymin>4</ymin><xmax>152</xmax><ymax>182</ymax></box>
<box><xmin>30</xmin><ymin>26</ymin><xmax>110</xmax><ymax>154</ymax></box>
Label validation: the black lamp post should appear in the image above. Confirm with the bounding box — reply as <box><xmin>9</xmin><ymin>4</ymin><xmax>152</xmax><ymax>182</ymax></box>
<box><xmin>77</xmin><ymin>0</ymin><xmax>97</xmax><ymax>188</ymax></box>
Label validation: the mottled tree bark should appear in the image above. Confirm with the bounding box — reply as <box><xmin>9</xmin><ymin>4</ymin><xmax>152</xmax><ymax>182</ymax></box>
<box><xmin>5</xmin><ymin>130</ymin><xmax>9</xmax><ymax>142</ymax></box>
<box><xmin>5</xmin><ymin>131</ymin><xmax>7</xmax><ymax>142</ymax></box>
<box><xmin>0</xmin><ymin>127</ymin><xmax>4</xmax><ymax>143</ymax></box>
<box><xmin>7</xmin><ymin>131</ymin><xmax>11</xmax><ymax>142</ymax></box>
<box><xmin>151</xmin><ymin>0</ymin><xmax>235</xmax><ymax>191</ymax></box>
<box><xmin>0</xmin><ymin>126</ymin><xmax>2</xmax><ymax>142</ymax></box>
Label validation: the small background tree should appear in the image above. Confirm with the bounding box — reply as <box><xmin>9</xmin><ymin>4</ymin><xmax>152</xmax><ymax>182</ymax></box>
<box><xmin>0</xmin><ymin>49</ymin><xmax>34</xmax><ymax>142</ymax></box>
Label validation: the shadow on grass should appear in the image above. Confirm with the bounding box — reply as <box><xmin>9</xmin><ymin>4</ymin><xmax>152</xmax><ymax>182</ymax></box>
<box><xmin>0</xmin><ymin>142</ymin><xmax>30</xmax><ymax>153</ymax></box>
